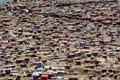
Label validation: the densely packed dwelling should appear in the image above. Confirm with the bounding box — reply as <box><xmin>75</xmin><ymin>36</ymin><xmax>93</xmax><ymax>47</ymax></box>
<box><xmin>0</xmin><ymin>0</ymin><xmax>120</xmax><ymax>80</ymax></box>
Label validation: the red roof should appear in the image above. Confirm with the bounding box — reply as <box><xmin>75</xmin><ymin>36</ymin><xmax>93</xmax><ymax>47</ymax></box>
<box><xmin>41</xmin><ymin>74</ymin><xmax>48</xmax><ymax>78</ymax></box>
<box><xmin>0</xmin><ymin>46</ymin><xmax>6</xmax><ymax>49</ymax></box>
